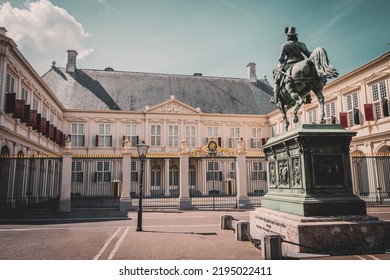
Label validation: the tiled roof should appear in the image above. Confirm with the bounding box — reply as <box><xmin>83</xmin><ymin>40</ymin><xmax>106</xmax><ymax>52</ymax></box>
<box><xmin>42</xmin><ymin>66</ymin><xmax>275</xmax><ymax>115</ymax></box>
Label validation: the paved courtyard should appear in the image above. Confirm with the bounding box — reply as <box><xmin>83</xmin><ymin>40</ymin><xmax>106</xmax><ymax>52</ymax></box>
<box><xmin>0</xmin><ymin>208</ymin><xmax>389</xmax><ymax>260</ymax></box>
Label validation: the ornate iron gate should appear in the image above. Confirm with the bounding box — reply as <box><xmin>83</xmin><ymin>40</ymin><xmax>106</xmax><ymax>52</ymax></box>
<box><xmin>70</xmin><ymin>155</ymin><xmax>122</xmax><ymax>210</ymax></box>
<box><xmin>0</xmin><ymin>155</ymin><xmax>62</xmax><ymax>209</ymax></box>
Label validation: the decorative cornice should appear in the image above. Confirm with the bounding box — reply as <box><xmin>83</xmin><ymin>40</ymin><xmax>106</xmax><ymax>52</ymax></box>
<box><xmin>363</xmin><ymin>69</ymin><xmax>390</xmax><ymax>85</ymax></box>
<box><xmin>94</xmin><ymin>118</ymin><xmax>115</xmax><ymax>123</ymax></box>
<box><xmin>120</xmin><ymin>118</ymin><xmax>142</xmax><ymax>124</ymax></box>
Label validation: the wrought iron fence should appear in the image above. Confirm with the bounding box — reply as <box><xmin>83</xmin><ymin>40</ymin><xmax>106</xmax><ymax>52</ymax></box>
<box><xmin>352</xmin><ymin>155</ymin><xmax>390</xmax><ymax>205</ymax></box>
<box><xmin>0</xmin><ymin>155</ymin><xmax>62</xmax><ymax>209</ymax></box>
<box><xmin>189</xmin><ymin>157</ymin><xmax>237</xmax><ymax>209</ymax></box>
<box><xmin>247</xmin><ymin>157</ymin><xmax>267</xmax><ymax>207</ymax></box>
<box><xmin>71</xmin><ymin>156</ymin><xmax>122</xmax><ymax>210</ymax></box>
<box><xmin>130</xmin><ymin>158</ymin><xmax>180</xmax><ymax>209</ymax></box>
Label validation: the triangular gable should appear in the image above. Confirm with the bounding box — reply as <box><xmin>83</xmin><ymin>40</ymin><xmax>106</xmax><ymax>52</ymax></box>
<box><xmin>340</xmin><ymin>84</ymin><xmax>361</xmax><ymax>94</ymax></box>
<box><xmin>146</xmin><ymin>96</ymin><xmax>201</xmax><ymax>114</ymax></box>
<box><xmin>364</xmin><ymin>70</ymin><xmax>390</xmax><ymax>85</ymax></box>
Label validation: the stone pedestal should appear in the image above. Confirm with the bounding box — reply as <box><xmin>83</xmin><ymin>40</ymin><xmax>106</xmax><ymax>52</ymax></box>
<box><xmin>250</xmin><ymin>124</ymin><xmax>390</xmax><ymax>255</ymax></box>
<box><xmin>261</xmin><ymin>124</ymin><xmax>365</xmax><ymax>216</ymax></box>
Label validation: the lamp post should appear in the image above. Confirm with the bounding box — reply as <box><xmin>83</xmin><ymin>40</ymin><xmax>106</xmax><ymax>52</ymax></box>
<box><xmin>136</xmin><ymin>141</ymin><xmax>149</xmax><ymax>232</ymax></box>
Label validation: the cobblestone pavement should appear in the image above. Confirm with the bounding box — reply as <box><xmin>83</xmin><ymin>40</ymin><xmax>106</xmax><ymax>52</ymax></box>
<box><xmin>0</xmin><ymin>207</ymin><xmax>389</xmax><ymax>260</ymax></box>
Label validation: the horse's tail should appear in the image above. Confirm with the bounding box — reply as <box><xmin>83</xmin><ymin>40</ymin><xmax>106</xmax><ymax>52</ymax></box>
<box><xmin>309</xmin><ymin>47</ymin><xmax>339</xmax><ymax>79</ymax></box>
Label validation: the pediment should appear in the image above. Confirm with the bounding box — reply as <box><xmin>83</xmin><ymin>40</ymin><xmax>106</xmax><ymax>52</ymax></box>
<box><xmin>94</xmin><ymin>117</ymin><xmax>115</xmax><ymax>123</ymax></box>
<box><xmin>364</xmin><ymin>70</ymin><xmax>390</xmax><ymax>84</ymax></box>
<box><xmin>146</xmin><ymin>98</ymin><xmax>201</xmax><ymax>115</ymax></box>
<box><xmin>120</xmin><ymin>118</ymin><xmax>142</xmax><ymax>124</ymax></box>
<box><xmin>66</xmin><ymin>117</ymin><xmax>89</xmax><ymax>123</ymax></box>
<box><xmin>340</xmin><ymin>83</ymin><xmax>361</xmax><ymax>94</ymax></box>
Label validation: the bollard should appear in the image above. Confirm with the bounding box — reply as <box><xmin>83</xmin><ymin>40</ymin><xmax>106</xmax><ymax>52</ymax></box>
<box><xmin>220</xmin><ymin>215</ymin><xmax>233</xmax><ymax>230</ymax></box>
<box><xmin>235</xmin><ymin>221</ymin><xmax>250</xmax><ymax>241</ymax></box>
<box><xmin>263</xmin><ymin>234</ymin><xmax>282</xmax><ymax>260</ymax></box>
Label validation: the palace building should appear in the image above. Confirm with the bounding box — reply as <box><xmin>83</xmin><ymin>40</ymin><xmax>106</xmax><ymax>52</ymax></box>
<box><xmin>1</xmin><ymin>26</ymin><xmax>389</xmax><ymax>211</ymax></box>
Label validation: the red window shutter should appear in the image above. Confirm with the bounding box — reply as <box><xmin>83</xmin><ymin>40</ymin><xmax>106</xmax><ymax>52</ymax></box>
<box><xmin>22</xmin><ymin>105</ymin><xmax>30</xmax><ymax>123</ymax></box>
<box><xmin>45</xmin><ymin>121</ymin><xmax>50</xmax><ymax>136</ymax></box>
<box><xmin>109</xmin><ymin>135</ymin><xmax>112</xmax><ymax>147</ymax></box>
<box><xmin>36</xmin><ymin>114</ymin><xmax>41</xmax><ymax>130</ymax></box>
<box><xmin>39</xmin><ymin>118</ymin><xmax>46</xmax><ymax>134</ymax></box>
<box><xmin>58</xmin><ymin>131</ymin><xmax>65</xmax><ymax>147</ymax></box>
<box><xmin>217</xmin><ymin>137</ymin><xmax>222</xmax><ymax>147</ymax></box>
<box><xmin>5</xmin><ymin>93</ymin><xmax>16</xmax><ymax>114</ymax></box>
<box><xmin>14</xmin><ymin>100</ymin><xmax>25</xmax><ymax>119</ymax></box>
<box><xmin>261</xmin><ymin>138</ymin><xmax>268</xmax><ymax>145</ymax></box>
<box><xmin>49</xmin><ymin>125</ymin><xmax>55</xmax><ymax>140</ymax></box>
<box><xmin>339</xmin><ymin>112</ymin><xmax>348</xmax><ymax>128</ymax></box>
<box><xmin>29</xmin><ymin>110</ymin><xmax>37</xmax><ymax>128</ymax></box>
<box><xmin>95</xmin><ymin>135</ymin><xmax>99</xmax><ymax>146</ymax></box>
<box><xmin>364</xmin><ymin>104</ymin><xmax>374</xmax><ymax>121</ymax></box>
<box><xmin>56</xmin><ymin>130</ymin><xmax>61</xmax><ymax>144</ymax></box>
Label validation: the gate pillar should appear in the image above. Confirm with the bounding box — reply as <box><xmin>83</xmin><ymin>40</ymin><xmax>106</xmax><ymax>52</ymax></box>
<box><xmin>120</xmin><ymin>151</ymin><xmax>132</xmax><ymax>211</ymax></box>
<box><xmin>59</xmin><ymin>151</ymin><xmax>72</xmax><ymax>212</ymax></box>
<box><xmin>236</xmin><ymin>141</ymin><xmax>250</xmax><ymax>209</ymax></box>
<box><xmin>179</xmin><ymin>140</ymin><xmax>191</xmax><ymax>210</ymax></box>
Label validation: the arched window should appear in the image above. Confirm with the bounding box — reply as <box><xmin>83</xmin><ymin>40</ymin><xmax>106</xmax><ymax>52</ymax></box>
<box><xmin>169</xmin><ymin>165</ymin><xmax>179</xmax><ymax>197</ymax></box>
<box><xmin>351</xmin><ymin>150</ymin><xmax>369</xmax><ymax>196</ymax></box>
<box><xmin>376</xmin><ymin>146</ymin><xmax>390</xmax><ymax>195</ymax></box>
<box><xmin>151</xmin><ymin>165</ymin><xmax>161</xmax><ymax>197</ymax></box>
<box><xmin>189</xmin><ymin>164</ymin><xmax>196</xmax><ymax>195</ymax></box>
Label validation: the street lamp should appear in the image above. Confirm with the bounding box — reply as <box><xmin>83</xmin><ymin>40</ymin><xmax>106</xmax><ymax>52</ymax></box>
<box><xmin>136</xmin><ymin>140</ymin><xmax>149</xmax><ymax>232</ymax></box>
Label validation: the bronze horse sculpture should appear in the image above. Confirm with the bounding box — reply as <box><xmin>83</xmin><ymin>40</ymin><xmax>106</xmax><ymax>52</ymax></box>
<box><xmin>275</xmin><ymin>47</ymin><xmax>338</xmax><ymax>130</ymax></box>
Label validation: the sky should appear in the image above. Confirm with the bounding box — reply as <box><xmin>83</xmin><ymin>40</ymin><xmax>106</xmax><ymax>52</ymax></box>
<box><xmin>0</xmin><ymin>0</ymin><xmax>389</xmax><ymax>80</ymax></box>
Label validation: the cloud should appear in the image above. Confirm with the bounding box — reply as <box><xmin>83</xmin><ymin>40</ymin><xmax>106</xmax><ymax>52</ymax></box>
<box><xmin>0</xmin><ymin>0</ymin><xmax>93</xmax><ymax>74</ymax></box>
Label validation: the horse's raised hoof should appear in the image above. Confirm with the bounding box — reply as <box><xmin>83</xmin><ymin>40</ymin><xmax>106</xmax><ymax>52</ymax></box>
<box><xmin>293</xmin><ymin>116</ymin><xmax>299</xmax><ymax>123</ymax></box>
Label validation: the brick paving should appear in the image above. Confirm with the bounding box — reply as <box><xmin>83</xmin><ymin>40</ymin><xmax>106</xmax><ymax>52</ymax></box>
<box><xmin>0</xmin><ymin>210</ymin><xmax>260</xmax><ymax>260</ymax></box>
<box><xmin>0</xmin><ymin>207</ymin><xmax>389</xmax><ymax>260</ymax></box>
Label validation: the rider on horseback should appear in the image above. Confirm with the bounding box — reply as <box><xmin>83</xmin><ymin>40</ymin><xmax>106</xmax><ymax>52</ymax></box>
<box><xmin>270</xmin><ymin>27</ymin><xmax>311</xmax><ymax>104</ymax></box>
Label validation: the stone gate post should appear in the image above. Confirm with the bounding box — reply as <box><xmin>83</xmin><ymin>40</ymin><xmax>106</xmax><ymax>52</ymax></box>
<box><xmin>59</xmin><ymin>147</ymin><xmax>72</xmax><ymax>212</ymax></box>
<box><xmin>179</xmin><ymin>140</ymin><xmax>191</xmax><ymax>210</ymax></box>
<box><xmin>120</xmin><ymin>151</ymin><xmax>132</xmax><ymax>211</ymax></box>
<box><xmin>236</xmin><ymin>139</ymin><xmax>250</xmax><ymax>208</ymax></box>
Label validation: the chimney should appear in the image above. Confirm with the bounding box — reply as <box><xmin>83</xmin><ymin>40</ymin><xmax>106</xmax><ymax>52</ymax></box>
<box><xmin>66</xmin><ymin>50</ymin><xmax>78</xmax><ymax>74</ymax></box>
<box><xmin>0</xmin><ymin>27</ymin><xmax>7</xmax><ymax>36</ymax></box>
<box><xmin>247</xmin><ymin>62</ymin><xmax>257</xmax><ymax>84</ymax></box>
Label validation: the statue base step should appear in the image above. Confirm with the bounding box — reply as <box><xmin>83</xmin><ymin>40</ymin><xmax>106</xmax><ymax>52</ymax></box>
<box><xmin>250</xmin><ymin>207</ymin><xmax>390</xmax><ymax>255</ymax></box>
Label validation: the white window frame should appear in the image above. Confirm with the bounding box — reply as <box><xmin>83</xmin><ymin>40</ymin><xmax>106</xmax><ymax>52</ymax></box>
<box><xmin>124</xmin><ymin>124</ymin><xmax>138</xmax><ymax>147</ymax></box>
<box><xmin>346</xmin><ymin>92</ymin><xmax>359</xmax><ymax>126</ymax></box>
<box><xmin>207</xmin><ymin>127</ymin><xmax>219</xmax><ymax>137</ymax></box>
<box><xmin>185</xmin><ymin>125</ymin><xmax>196</xmax><ymax>147</ymax></box>
<box><xmin>21</xmin><ymin>88</ymin><xmax>29</xmax><ymax>104</ymax></box>
<box><xmin>71</xmin><ymin>123</ymin><xmax>85</xmax><ymax>147</ymax></box>
<box><xmin>168</xmin><ymin>125</ymin><xmax>179</xmax><ymax>146</ymax></box>
<box><xmin>6</xmin><ymin>73</ymin><xmax>15</xmax><ymax>93</ymax></box>
<box><xmin>42</xmin><ymin>107</ymin><xmax>48</xmax><ymax>118</ymax></box>
<box><xmin>325</xmin><ymin>101</ymin><xmax>336</xmax><ymax>123</ymax></box>
<box><xmin>151</xmin><ymin>124</ymin><xmax>161</xmax><ymax>146</ymax></box>
<box><xmin>251</xmin><ymin>127</ymin><xmax>262</xmax><ymax>148</ymax></box>
<box><xmin>32</xmin><ymin>97</ymin><xmax>39</xmax><ymax>111</ymax></box>
<box><xmin>252</xmin><ymin>161</ymin><xmax>264</xmax><ymax>181</ymax></box>
<box><xmin>96</xmin><ymin>161</ymin><xmax>111</xmax><ymax>183</ymax></box>
<box><xmin>229</xmin><ymin>127</ymin><xmax>241</xmax><ymax>148</ymax></box>
<box><xmin>71</xmin><ymin>161</ymin><xmax>83</xmax><ymax>183</ymax></box>
<box><xmin>372</xmin><ymin>81</ymin><xmax>389</xmax><ymax>120</ymax></box>
<box><xmin>98</xmin><ymin>124</ymin><xmax>111</xmax><ymax>147</ymax></box>
<box><xmin>308</xmin><ymin>108</ymin><xmax>318</xmax><ymax>124</ymax></box>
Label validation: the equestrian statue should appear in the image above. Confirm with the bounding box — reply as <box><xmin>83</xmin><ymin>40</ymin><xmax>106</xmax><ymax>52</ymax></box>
<box><xmin>271</xmin><ymin>27</ymin><xmax>339</xmax><ymax>131</ymax></box>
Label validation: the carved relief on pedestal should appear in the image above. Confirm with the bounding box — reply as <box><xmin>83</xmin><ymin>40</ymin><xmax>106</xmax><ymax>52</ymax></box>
<box><xmin>268</xmin><ymin>161</ymin><xmax>276</xmax><ymax>187</ymax></box>
<box><xmin>278</xmin><ymin>159</ymin><xmax>289</xmax><ymax>186</ymax></box>
<box><xmin>291</xmin><ymin>157</ymin><xmax>302</xmax><ymax>187</ymax></box>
